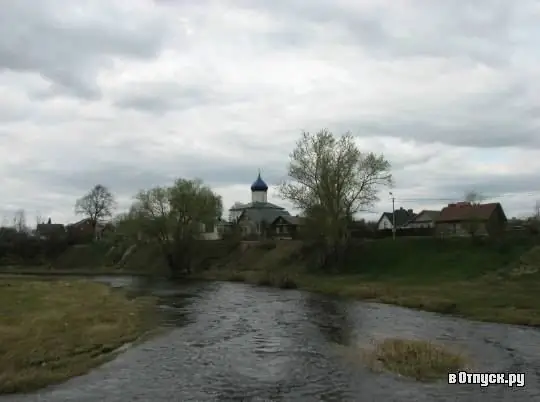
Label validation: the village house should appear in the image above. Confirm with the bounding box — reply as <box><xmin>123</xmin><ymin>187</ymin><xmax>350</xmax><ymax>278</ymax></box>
<box><xmin>376</xmin><ymin>207</ymin><xmax>415</xmax><ymax>230</ymax></box>
<box><xmin>435</xmin><ymin>202</ymin><xmax>507</xmax><ymax>237</ymax></box>
<box><xmin>199</xmin><ymin>219</ymin><xmax>230</xmax><ymax>240</ymax></box>
<box><xmin>405</xmin><ymin>210</ymin><xmax>440</xmax><ymax>229</ymax></box>
<box><xmin>36</xmin><ymin>218</ymin><xmax>65</xmax><ymax>240</ymax></box>
<box><xmin>270</xmin><ymin>215</ymin><xmax>304</xmax><ymax>239</ymax></box>
<box><xmin>66</xmin><ymin>218</ymin><xmax>114</xmax><ymax>240</ymax></box>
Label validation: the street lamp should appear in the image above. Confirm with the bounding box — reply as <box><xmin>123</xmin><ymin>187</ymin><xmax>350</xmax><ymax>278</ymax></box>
<box><xmin>389</xmin><ymin>192</ymin><xmax>396</xmax><ymax>240</ymax></box>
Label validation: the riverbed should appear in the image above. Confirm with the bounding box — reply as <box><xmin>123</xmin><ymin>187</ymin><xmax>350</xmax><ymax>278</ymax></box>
<box><xmin>2</xmin><ymin>275</ymin><xmax>539</xmax><ymax>401</ymax></box>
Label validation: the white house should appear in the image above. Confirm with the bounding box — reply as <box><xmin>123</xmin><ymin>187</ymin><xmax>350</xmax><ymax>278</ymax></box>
<box><xmin>376</xmin><ymin>208</ymin><xmax>415</xmax><ymax>230</ymax></box>
<box><xmin>404</xmin><ymin>210</ymin><xmax>440</xmax><ymax>229</ymax></box>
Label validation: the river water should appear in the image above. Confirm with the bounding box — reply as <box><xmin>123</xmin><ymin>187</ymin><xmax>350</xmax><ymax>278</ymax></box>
<box><xmin>2</xmin><ymin>276</ymin><xmax>540</xmax><ymax>401</ymax></box>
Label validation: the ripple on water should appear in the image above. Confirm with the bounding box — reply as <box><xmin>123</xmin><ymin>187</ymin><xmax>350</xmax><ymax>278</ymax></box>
<box><xmin>3</xmin><ymin>279</ymin><xmax>540</xmax><ymax>402</ymax></box>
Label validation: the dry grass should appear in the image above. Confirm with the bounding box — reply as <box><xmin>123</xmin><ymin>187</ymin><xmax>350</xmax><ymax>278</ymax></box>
<box><xmin>0</xmin><ymin>279</ymin><xmax>156</xmax><ymax>394</ymax></box>
<box><xmin>364</xmin><ymin>338</ymin><xmax>467</xmax><ymax>381</ymax></box>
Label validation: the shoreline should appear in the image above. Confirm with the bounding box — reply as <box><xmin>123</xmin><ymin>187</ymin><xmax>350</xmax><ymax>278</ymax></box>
<box><xmin>192</xmin><ymin>269</ymin><xmax>540</xmax><ymax>328</ymax></box>
<box><xmin>0</xmin><ymin>267</ymin><xmax>157</xmax><ymax>277</ymax></box>
<box><xmin>3</xmin><ymin>265</ymin><xmax>540</xmax><ymax>329</ymax></box>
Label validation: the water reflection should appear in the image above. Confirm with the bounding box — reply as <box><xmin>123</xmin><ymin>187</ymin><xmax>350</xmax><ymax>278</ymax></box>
<box><xmin>303</xmin><ymin>294</ymin><xmax>354</xmax><ymax>346</ymax></box>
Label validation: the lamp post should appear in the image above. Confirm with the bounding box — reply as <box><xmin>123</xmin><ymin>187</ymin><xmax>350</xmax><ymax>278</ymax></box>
<box><xmin>389</xmin><ymin>192</ymin><xmax>396</xmax><ymax>240</ymax></box>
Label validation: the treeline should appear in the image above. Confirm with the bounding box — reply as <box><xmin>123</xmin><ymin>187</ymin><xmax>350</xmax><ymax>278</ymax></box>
<box><xmin>0</xmin><ymin>227</ymin><xmax>76</xmax><ymax>265</ymax></box>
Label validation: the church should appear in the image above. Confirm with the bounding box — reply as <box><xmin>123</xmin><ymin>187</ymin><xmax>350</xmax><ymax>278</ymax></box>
<box><xmin>228</xmin><ymin>172</ymin><xmax>291</xmax><ymax>236</ymax></box>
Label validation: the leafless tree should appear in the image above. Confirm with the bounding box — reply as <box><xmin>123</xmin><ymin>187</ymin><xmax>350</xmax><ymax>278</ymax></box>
<box><xmin>12</xmin><ymin>209</ymin><xmax>28</xmax><ymax>233</ymax></box>
<box><xmin>463</xmin><ymin>190</ymin><xmax>485</xmax><ymax>237</ymax></box>
<box><xmin>75</xmin><ymin>184</ymin><xmax>116</xmax><ymax>234</ymax></box>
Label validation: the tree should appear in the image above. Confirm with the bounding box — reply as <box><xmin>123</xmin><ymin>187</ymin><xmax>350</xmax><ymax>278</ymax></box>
<box><xmin>130</xmin><ymin>178</ymin><xmax>222</xmax><ymax>276</ymax></box>
<box><xmin>75</xmin><ymin>185</ymin><xmax>116</xmax><ymax>235</ymax></box>
<box><xmin>280</xmin><ymin>129</ymin><xmax>392</xmax><ymax>269</ymax></box>
<box><xmin>12</xmin><ymin>209</ymin><xmax>28</xmax><ymax>233</ymax></box>
<box><xmin>462</xmin><ymin>190</ymin><xmax>484</xmax><ymax>237</ymax></box>
<box><xmin>35</xmin><ymin>213</ymin><xmax>45</xmax><ymax>229</ymax></box>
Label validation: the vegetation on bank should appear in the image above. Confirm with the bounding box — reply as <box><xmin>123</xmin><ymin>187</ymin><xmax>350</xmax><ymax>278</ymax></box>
<box><xmin>196</xmin><ymin>235</ymin><xmax>540</xmax><ymax>327</ymax></box>
<box><xmin>0</xmin><ymin>279</ymin><xmax>156</xmax><ymax>394</ymax></box>
<box><xmin>362</xmin><ymin>338</ymin><xmax>467</xmax><ymax>381</ymax></box>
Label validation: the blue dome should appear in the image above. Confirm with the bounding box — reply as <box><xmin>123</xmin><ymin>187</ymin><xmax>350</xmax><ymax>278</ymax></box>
<box><xmin>250</xmin><ymin>173</ymin><xmax>268</xmax><ymax>192</ymax></box>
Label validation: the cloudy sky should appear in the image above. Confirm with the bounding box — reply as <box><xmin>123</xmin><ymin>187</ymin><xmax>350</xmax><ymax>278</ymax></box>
<box><xmin>1</xmin><ymin>0</ymin><xmax>540</xmax><ymax>226</ymax></box>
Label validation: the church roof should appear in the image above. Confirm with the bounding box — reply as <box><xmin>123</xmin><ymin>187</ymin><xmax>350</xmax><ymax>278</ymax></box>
<box><xmin>229</xmin><ymin>201</ymin><xmax>285</xmax><ymax>211</ymax></box>
<box><xmin>250</xmin><ymin>173</ymin><xmax>268</xmax><ymax>192</ymax></box>
<box><xmin>238</xmin><ymin>209</ymin><xmax>290</xmax><ymax>225</ymax></box>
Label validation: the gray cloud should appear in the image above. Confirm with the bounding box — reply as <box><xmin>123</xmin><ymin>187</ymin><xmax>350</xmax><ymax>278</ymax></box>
<box><xmin>114</xmin><ymin>83</ymin><xmax>228</xmax><ymax>114</ymax></box>
<box><xmin>0</xmin><ymin>0</ymin><xmax>170</xmax><ymax>98</ymax></box>
<box><xmin>1</xmin><ymin>0</ymin><xmax>540</xmax><ymax>223</ymax></box>
<box><xmin>237</xmin><ymin>0</ymin><xmax>519</xmax><ymax>66</ymax></box>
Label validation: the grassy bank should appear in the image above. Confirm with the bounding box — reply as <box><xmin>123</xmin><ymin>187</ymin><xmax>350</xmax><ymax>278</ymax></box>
<box><xmin>0</xmin><ymin>279</ymin><xmax>157</xmax><ymax>394</ymax></box>
<box><xmin>196</xmin><ymin>236</ymin><xmax>540</xmax><ymax>327</ymax></box>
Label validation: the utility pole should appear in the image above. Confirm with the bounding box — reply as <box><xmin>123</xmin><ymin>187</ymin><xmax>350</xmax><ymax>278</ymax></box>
<box><xmin>389</xmin><ymin>192</ymin><xmax>396</xmax><ymax>240</ymax></box>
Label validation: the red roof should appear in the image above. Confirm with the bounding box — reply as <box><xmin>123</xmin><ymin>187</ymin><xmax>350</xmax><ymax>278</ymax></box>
<box><xmin>436</xmin><ymin>202</ymin><xmax>504</xmax><ymax>223</ymax></box>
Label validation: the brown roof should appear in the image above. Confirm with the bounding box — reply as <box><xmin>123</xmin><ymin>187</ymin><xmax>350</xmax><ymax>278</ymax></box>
<box><xmin>436</xmin><ymin>202</ymin><xmax>505</xmax><ymax>223</ymax></box>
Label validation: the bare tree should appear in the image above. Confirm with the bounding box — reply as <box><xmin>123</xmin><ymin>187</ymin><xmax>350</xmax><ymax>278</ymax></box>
<box><xmin>75</xmin><ymin>185</ymin><xmax>116</xmax><ymax>235</ymax></box>
<box><xmin>12</xmin><ymin>209</ymin><xmax>28</xmax><ymax>233</ymax></box>
<box><xmin>462</xmin><ymin>190</ymin><xmax>484</xmax><ymax>237</ymax></box>
<box><xmin>35</xmin><ymin>212</ymin><xmax>45</xmax><ymax>228</ymax></box>
<box><xmin>280</xmin><ymin>129</ymin><xmax>392</xmax><ymax>269</ymax></box>
<box><xmin>465</xmin><ymin>190</ymin><xmax>484</xmax><ymax>205</ymax></box>
<box><xmin>535</xmin><ymin>200</ymin><xmax>540</xmax><ymax>220</ymax></box>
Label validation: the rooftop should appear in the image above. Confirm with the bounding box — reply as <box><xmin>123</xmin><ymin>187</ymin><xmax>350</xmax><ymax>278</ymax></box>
<box><xmin>250</xmin><ymin>172</ymin><xmax>268</xmax><ymax>192</ymax></box>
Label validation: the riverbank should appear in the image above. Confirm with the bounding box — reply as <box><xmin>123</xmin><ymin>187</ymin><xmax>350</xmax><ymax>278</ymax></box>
<box><xmin>3</xmin><ymin>235</ymin><xmax>540</xmax><ymax>327</ymax></box>
<box><xmin>0</xmin><ymin>279</ymin><xmax>157</xmax><ymax>394</ymax></box>
<box><xmin>196</xmin><ymin>268</ymin><xmax>540</xmax><ymax>327</ymax></box>
<box><xmin>195</xmin><ymin>236</ymin><xmax>540</xmax><ymax>327</ymax></box>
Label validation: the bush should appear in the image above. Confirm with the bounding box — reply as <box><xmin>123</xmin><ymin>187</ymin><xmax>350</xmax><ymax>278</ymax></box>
<box><xmin>364</xmin><ymin>338</ymin><xmax>467</xmax><ymax>381</ymax></box>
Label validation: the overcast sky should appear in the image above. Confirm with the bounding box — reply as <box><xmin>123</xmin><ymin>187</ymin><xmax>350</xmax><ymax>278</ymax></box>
<box><xmin>1</xmin><ymin>0</ymin><xmax>540</xmax><ymax>225</ymax></box>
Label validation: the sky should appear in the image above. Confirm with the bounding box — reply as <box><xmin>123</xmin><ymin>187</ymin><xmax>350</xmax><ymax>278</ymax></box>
<box><xmin>1</xmin><ymin>0</ymin><xmax>540</xmax><ymax>226</ymax></box>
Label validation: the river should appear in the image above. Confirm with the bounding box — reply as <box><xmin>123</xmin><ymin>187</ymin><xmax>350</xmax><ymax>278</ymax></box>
<box><xmin>2</xmin><ymin>276</ymin><xmax>540</xmax><ymax>401</ymax></box>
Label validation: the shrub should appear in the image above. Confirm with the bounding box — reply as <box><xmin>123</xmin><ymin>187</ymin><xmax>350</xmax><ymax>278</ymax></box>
<box><xmin>364</xmin><ymin>338</ymin><xmax>467</xmax><ymax>381</ymax></box>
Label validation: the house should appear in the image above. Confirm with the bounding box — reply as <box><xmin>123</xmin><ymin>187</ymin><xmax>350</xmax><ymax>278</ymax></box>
<box><xmin>67</xmin><ymin>218</ymin><xmax>113</xmax><ymax>240</ymax></box>
<box><xmin>435</xmin><ymin>202</ymin><xmax>507</xmax><ymax>237</ymax></box>
<box><xmin>270</xmin><ymin>215</ymin><xmax>304</xmax><ymax>238</ymax></box>
<box><xmin>199</xmin><ymin>218</ymin><xmax>230</xmax><ymax>240</ymax></box>
<box><xmin>376</xmin><ymin>208</ymin><xmax>415</xmax><ymax>230</ymax></box>
<box><xmin>405</xmin><ymin>210</ymin><xmax>440</xmax><ymax>229</ymax></box>
<box><xmin>230</xmin><ymin>172</ymin><xmax>291</xmax><ymax>237</ymax></box>
<box><xmin>36</xmin><ymin>219</ymin><xmax>66</xmax><ymax>239</ymax></box>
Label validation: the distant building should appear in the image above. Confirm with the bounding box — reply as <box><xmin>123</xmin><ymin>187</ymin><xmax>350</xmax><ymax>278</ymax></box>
<box><xmin>435</xmin><ymin>202</ymin><xmax>507</xmax><ymax>237</ymax></box>
<box><xmin>36</xmin><ymin>219</ymin><xmax>66</xmax><ymax>240</ymax></box>
<box><xmin>376</xmin><ymin>208</ymin><xmax>415</xmax><ymax>230</ymax></box>
<box><xmin>405</xmin><ymin>210</ymin><xmax>440</xmax><ymax>229</ymax></box>
<box><xmin>228</xmin><ymin>172</ymin><xmax>291</xmax><ymax>236</ymax></box>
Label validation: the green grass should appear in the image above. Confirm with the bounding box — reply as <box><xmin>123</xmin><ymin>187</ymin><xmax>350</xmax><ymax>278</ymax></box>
<box><xmin>0</xmin><ymin>279</ymin><xmax>157</xmax><ymax>394</ymax></box>
<box><xmin>339</xmin><ymin>236</ymin><xmax>537</xmax><ymax>282</ymax></box>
